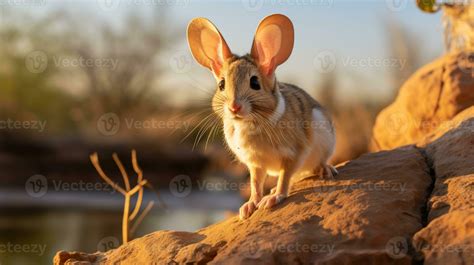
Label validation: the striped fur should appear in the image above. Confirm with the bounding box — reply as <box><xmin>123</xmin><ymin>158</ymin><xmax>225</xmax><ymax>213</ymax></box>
<box><xmin>213</xmin><ymin>55</ymin><xmax>336</xmax><ymax>181</ymax></box>
<box><xmin>187</xmin><ymin>14</ymin><xmax>337</xmax><ymax>220</ymax></box>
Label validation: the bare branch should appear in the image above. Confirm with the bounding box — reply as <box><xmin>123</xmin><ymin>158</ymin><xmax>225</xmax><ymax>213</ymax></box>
<box><xmin>113</xmin><ymin>153</ymin><xmax>131</xmax><ymax>191</ymax></box>
<box><xmin>90</xmin><ymin>153</ymin><xmax>126</xmax><ymax>196</ymax></box>
<box><xmin>129</xmin><ymin>149</ymin><xmax>144</xmax><ymax>220</ymax></box>
<box><xmin>122</xmin><ymin>194</ymin><xmax>131</xmax><ymax>243</ymax></box>
<box><xmin>130</xmin><ymin>201</ymin><xmax>155</xmax><ymax>237</ymax></box>
<box><xmin>128</xmin><ymin>180</ymin><xmax>148</xmax><ymax>196</ymax></box>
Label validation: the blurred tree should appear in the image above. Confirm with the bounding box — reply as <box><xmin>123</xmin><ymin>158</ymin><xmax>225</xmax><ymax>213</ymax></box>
<box><xmin>0</xmin><ymin>7</ymin><xmax>178</xmax><ymax>135</ymax></box>
<box><xmin>0</xmin><ymin>9</ymin><xmax>75</xmax><ymax>133</ymax></box>
<box><xmin>51</xmin><ymin>8</ymin><xmax>179</xmax><ymax>133</ymax></box>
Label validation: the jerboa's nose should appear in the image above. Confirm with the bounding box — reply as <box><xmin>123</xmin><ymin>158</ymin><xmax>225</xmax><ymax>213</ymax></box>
<box><xmin>229</xmin><ymin>102</ymin><xmax>242</xmax><ymax>114</ymax></box>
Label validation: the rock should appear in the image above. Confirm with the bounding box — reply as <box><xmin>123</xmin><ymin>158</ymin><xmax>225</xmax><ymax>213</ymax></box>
<box><xmin>54</xmin><ymin>146</ymin><xmax>433</xmax><ymax>264</ymax></box>
<box><xmin>54</xmin><ymin>251</ymin><xmax>98</xmax><ymax>264</ymax></box>
<box><xmin>54</xmin><ymin>54</ymin><xmax>474</xmax><ymax>265</ymax></box>
<box><xmin>424</xmin><ymin>109</ymin><xmax>474</xmax><ymax>221</ymax></box>
<box><xmin>412</xmin><ymin>110</ymin><xmax>474</xmax><ymax>265</ymax></box>
<box><xmin>417</xmin><ymin>106</ymin><xmax>474</xmax><ymax>147</ymax></box>
<box><xmin>371</xmin><ymin>52</ymin><xmax>474</xmax><ymax>151</ymax></box>
<box><xmin>413</xmin><ymin>211</ymin><xmax>474</xmax><ymax>265</ymax></box>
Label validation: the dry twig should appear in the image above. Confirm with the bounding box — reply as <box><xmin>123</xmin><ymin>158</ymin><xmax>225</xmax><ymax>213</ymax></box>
<box><xmin>90</xmin><ymin>149</ymin><xmax>155</xmax><ymax>244</ymax></box>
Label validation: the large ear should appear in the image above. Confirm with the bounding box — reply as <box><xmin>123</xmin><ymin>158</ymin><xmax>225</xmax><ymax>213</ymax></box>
<box><xmin>187</xmin><ymin>18</ymin><xmax>232</xmax><ymax>77</ymax></box>
<box><xmin>251</xmin><ymin>14</ymin><xmax>294</xmax><ymax>76</ymax></box>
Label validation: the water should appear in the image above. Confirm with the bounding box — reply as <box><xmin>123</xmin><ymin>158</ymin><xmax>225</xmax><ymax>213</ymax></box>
<box><xmin>0</xmin><ymin>189</ymin><xmax>242</xmax><ymax>265</ymax></box>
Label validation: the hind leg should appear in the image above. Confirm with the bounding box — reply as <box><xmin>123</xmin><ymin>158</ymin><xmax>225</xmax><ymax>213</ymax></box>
<box><xmin>317</xmin><ymin>164</ymin><xmax>338</xmax><ymax>179</ymax></box>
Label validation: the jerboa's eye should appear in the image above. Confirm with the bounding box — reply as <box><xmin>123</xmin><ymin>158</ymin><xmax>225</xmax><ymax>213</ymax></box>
<box><xmin>218</xmin><ymin>79</ymin><xmax>225</xmax><ymax>91</ymax></box>
<box><xmin>250</xmin><ymin>76</ymin><xmax>260</xmax><ymax>90</ymax></box>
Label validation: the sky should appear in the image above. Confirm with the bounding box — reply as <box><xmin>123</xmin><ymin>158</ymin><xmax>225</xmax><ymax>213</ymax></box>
<box><xmin>5</xmin><ymin>0</ymin><xmax>445</xmax><ymax>105</ymax></box>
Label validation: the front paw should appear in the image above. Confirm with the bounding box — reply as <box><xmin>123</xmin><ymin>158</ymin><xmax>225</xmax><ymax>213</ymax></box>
<box><xmin>239</xmin><ymin>198</ymin><xmax>259</xmax><ymax>220</ymax></box>
<box><xmin>257</xmin><ymin>194</ymin><xmax>287</xmax><ymax>209</ymax></box>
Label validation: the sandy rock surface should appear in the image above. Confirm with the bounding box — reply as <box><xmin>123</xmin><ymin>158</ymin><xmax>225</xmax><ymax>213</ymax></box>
<box><xmin>372</xmin><ymin>52</ymin><xmax>474</xmax><ymax>151</ymax></box>
<box><xmin>56</xmin><ymin>146</ymin><xmax>432</xmax><ymax>265</ymax></box>
<box><xmin>412</xmin><ymin>109</ymin><xmax>474</xmax><ymax>265</ymax></box>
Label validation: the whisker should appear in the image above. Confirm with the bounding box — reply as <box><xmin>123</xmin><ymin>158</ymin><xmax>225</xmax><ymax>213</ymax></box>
<box><xmin>181</xmin><ymin>110</ymin><xmax>218</xmax><ymax>144</ymax></box>
<box><xmin>193</xmin><ymin>112</ymin><xmax>221</xmax><ymax>150</ymax></box>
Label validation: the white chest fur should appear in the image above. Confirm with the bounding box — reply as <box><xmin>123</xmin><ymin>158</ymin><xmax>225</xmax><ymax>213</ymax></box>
<box><xmin>223</xmin><ymin>121</ymin><xmax>255</xmax><ymax>165</ymax></box>
<box><xmin>223</xmin><ymin>90</ymin><xmax>287</xmax><ymax>170</ymax></box>
<box><xmin>222</xmin><ymin>97</ymin><xmax>335</xmax><ymax>178</ymax></box>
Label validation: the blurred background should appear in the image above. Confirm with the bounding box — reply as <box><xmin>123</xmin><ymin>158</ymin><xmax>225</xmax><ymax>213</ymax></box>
<box><xmin>0</xmin><ymin>0</ymin><xmax>446</xmax><ymax>264</ymax></box>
